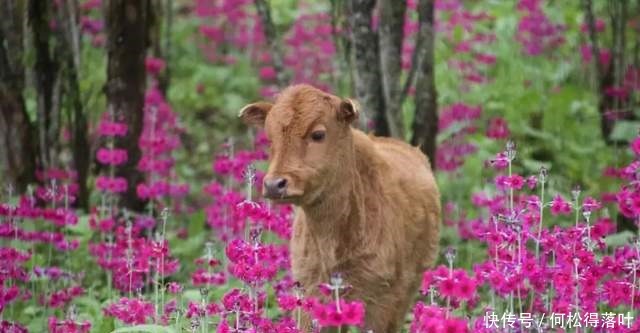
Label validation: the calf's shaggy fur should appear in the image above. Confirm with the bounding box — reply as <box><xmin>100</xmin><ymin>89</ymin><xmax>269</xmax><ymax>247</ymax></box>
<box><xmin>240</xmin><ymin>84</ymin><xmax>441</xmax><ymax>332</ymax></box>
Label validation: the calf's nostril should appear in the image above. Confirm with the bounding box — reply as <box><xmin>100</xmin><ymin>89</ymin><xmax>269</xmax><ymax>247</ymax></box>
<box><xmin>276</xmin><ymin>178</ymin><xmax>287</xmax><ymax>189</ymax></box>
<box><xmin>264</xmin><ymin>177</ymin><xmax>289</xmax><ymax>197</ymax></box>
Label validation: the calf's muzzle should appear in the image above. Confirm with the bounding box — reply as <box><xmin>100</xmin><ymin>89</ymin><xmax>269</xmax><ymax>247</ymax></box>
<box><xmin>263</xmin><ymin>176</ymin><xmax>289</xmax><ymax>199</ymax></box>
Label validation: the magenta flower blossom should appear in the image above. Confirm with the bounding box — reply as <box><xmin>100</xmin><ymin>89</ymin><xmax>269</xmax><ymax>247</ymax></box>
<box><xmin>167</xmin><ymin>282</ymin><xmax>182</xmax><ymax>294</ymax></box>
<box><xmin>422</xmin><ymin>266</ymin><xmax>477</xmax><ymax>302</ymax></box>
<box><xmin>515</xmin><ymin>0</ymin><xmax>565</xmax><ymax>55</ymax></box>
<box><xmin>550</xmin><ymin>194</ymin><xmax>572</xmax><ymax>215</ymax></box>
<box><xmin>508</xmin><ymin>174</ymin><xmax>525</xmax><ymax>190</ymax></box>
<box><xmin>45</xmin><ymin>286</ymin><xmax>84</xmax><ymax>308</ymax></box>
<box><xmin>486</xmin><ymin>117</ymin><xmax>510</xmax><ymax>139</ymax></box>
<box><xmin>95</xmin><ymin>176</ymin><xmax>128</xmax><ymax>193</ymax></box>
<box><xmin>580</xmin><ymin>18</ymin><xmax>606</xmax><ymax>33</ymax></box>
<box><xmin>145</xmin><ymin>56</ymin><xmax>166</xmax><ymax>76</ymax></box>
<box><xmin>97</xmin><ymin>120</ymin><xmax>128</xmax><ymax>137</ymax></box>
<box><xmin>582</xmin><ymin>196</ymin><xmax>601</xmax><ymax>212</ymax></box>
<box><xmin>80</xmin><ymin>17</ymin><xmax>103</xmax><ymax>35</ymax></box>
<box><xmin>631</xmin><ymin>137</ymin><xmax>640</xmax><ymax>155</ymax></box>
<box><xmin>259</xmin><ymin>66</ymin><xmax>277</xmax><ymax>80</ymax></box>
<box><xmin>580</xmin><ymin>44</ymin><xmax>611</xmax><ymax>67</ymax></box>
<box><xmin>1</xmin><ymin>321</ymin><xmax>27</xmax><ymax>333</ymax></box>
<box><xmin>104</xmin><ymin>297</ymin><xmax>155</xmax><ymax>324</ymax></box>
<box><xmin>276</xmin><ymin>294</ymin><xmax>301</xmax><ymax>312</ymax></box>
<box><xmin>96</xmin><ymin>148</ymin><xmax>128</xmax><ymax>166</ymax></box>
<box><xmin>185</xmin><ymin>301</ymin><xmax>220</xmax><ymax>319</ymax></box>
<box><xmin>411</xmin><ymin>303</ymin><xmax>469</xmax><ymax>333</ymax></box>
<box><xmin>308</xmin><ymin>298</ymin><xmax>365</xmax><ymax>328</ymax></box>
<box><xmin>48</xmin><ymin>317</ymin><xmax>91</xmax><ymax>333</ymax></box>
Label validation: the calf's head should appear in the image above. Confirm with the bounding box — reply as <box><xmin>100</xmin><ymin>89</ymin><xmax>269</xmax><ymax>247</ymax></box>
<box><xmin>239</xmin><ymin>85</ymin><xmax>359</xmax><ymax>205</ymax></box>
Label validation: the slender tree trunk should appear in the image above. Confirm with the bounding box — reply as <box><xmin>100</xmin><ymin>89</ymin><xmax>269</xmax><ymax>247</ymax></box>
<box><xmin>378</xmin><ymin>0</ymin><xmax>406</xmax><ymax>138</ymax></box>
<box><xmin>254</xmin><ymin>0</ymin><xmax>288</xmax><ymax>88</ymax></box>
<box><xmin>29</xmin><ymin>0</ymin><xmax>61</xmax><ymax>169</ymax></box>
<box><xmin>149</xmin><ymin>0</ymin><xmax>172</xmax><ymax>93</ymax></box>
<box><xmin>163</xmin><ymin>0</ymin><xmax>173</xmax><ymax>91</ymax></box>
<box><xmin>349</xmin><ymin>0</ymin><xmax>388</xmax><ymax>136</ymax></box>
<box><xmin>0</xmin><ymin>97</ymin><xmax>37</xmax><ymax>193</ymax></box>
<box><xmin>56</xmin><ymin>0</ymin><xmax>90</xmax><ymax>210</ymax></box>
<box><xmin>582</xmin><ymin>0</ymin><xmax>626</xmax><ymax>144</ymax></box>
<box><xmin>106</xmin><ymin>0</ymin><xmax>150</xmax><ymax>211</ymax></box>
<box><xmin>330</xmin><ymin>0</ymin><xmax>353</xmax><ymax>94</ymax></box>
<box><xmin>0</xmin><ymin>1</ymin><xmax>38</xmax><ymax>192</ymax></box>
<box><xmin>411</xmin><ymin>0</ymin><xmax>438</xmax><ymax>167</ymax></box>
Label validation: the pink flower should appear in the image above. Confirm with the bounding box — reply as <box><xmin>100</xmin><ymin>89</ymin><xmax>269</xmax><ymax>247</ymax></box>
<box><xmin>550</xmin><ymin>195</ymin><xmax>572</xmax><ymax>215</ymax></box>
<box><xmin>310</xmin><ymin>299</ymin><xmax>365</xmax><ymax>327</ymax></box>
<box><xmin>145</xmin><ymin>57</ymin><xmax>166</xmax><ymax>76</ymax></box>
<box><xmin>442</xmin><ymin>318</ymin><xmax>469</xmax><ymax>333</ymax></box>
<box><xmin>277</xmin><ymin>294</ymin><xmax>299</xmax><ymax>312</ymax></box>
<box><xmin>507</xmin><ymin>174</ymin><xmax>524</xmax><ymax>190</ymax></box>
<box><xmin>80</xmin><ymin>17</ymin><xmax>103</xmax><ymax>35</ymax></box>
<box><xmin>494</xmin><ymin>175</ymin><xmax>509</xmax><ymax>190</ymax></box>
<box><xmin>48</xmin><ymin>317</ymin><xmax>91</xmax><ymax>333</ymax></box>
<box><xmin>96</xmin><ymin>148</ymin><xmax>128</xmax><ymax>166</ymax></box>
<box><xmin>340</xmin><ymin>301</ymin><xmax>365</xmax><ymax>326</ymax></box>
<box><xmin>167</xmin><ymin>282</ymin><xmax>182</xmax><ymax>294</ymax></box>
<box><xmin>97</xmin><ymin>120</ymin><xmax>128</xmax><ymax>137</ymax></box>
<box><xmin>95</xmin><ymin>176</ymin><xmax>128</xmax><ymax>193</ymax></box>
<box><xmin>605</xmin><ymin>86</ymin><xmax>629</xmax><ymax>99</ymax></box>
<box><xmin>582</xmin><ymin>196</ymin><xmax>601</xmax><ymax>212</ymax></box>
<box><xmin>486</xmin><ymin>117</ymin><xmax>510</xmax><ymax>139</ymax></box>
<box><xmin>455</xmin><ymin>277</ymin><xmax>477</xmax><ymax>300</ymax></box>
<box><xmin>259</xmin><ymin>66</ymin><xmax>277</xmax><ymax>80</ymax></box>
<box><xmin>631</xmin><ymin>137</ymin><xmax>640</xmax><ymax>155</ymax></box>
<box><xmin>439</xmin><ymin>277</ymin><xmax>457</xmax><ymax>298</ymax></box>
<box><xmin>104</xmin><ymin>297</ymin><xmax>155</xmax><ymax>324</ymax></box>
<box><xmin>1</xmin><ymin>321</ymin><xmax>27</xmax><ymax>333</ymax></box>
<box><xmin>580</xmin><ymin>18</ymin><xmax>606</xmax><ymax>33</ymax></box>
<box><xmin>474</xmin><ymin>53</ymin><xmax>496</xmax><ymax>65</ymax></box>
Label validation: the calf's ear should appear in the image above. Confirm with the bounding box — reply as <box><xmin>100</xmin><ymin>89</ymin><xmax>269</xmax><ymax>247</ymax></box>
<box><xmin>239</xmin><ymin>102</ymin><xmax>273</xmax><ymax>127</ymax></box>
<box><xmin>338</xmin><ymin>98</ymin><xmax>359</xmax><ymax>123</ymax></box>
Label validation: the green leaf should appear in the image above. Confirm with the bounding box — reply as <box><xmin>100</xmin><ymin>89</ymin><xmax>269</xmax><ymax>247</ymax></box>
<box><xmin>74</xmin><ymin>295</ymin><xmax>103</xmax><ymax>319</ymax></box>
<box><xmin>68</xmin><ymin>215</ymin><xmax>92</xmax><ymax>236</ymax></box>
<box><xmin>188</xmin><ymin>211</ymin><xmax>206</xmax><ymax>237</ymax></box>
<box><xmin>437</xmin><ymin>121</ymin><xmax>469</xmax><ymax>144</ymax></box>
<box><xmin>97</xmin><ymin>317</ymin><xmax>115</xmax><ymax>333</ymax></box>
<box><xmin>610</xmin><ymin>121</ymin><xmax>640</xmax><ymax>142</ymax></box>
<box><xmin>452</xmin><ymin>25</ymin><xmax>464</xmax><ymax>43</ymax></box>
<box><xmin>605</xmin><ymin>231</ymin><xmax>636</xmax><ymax>248</ymax></box>
<box><xmin>521</xmin><ymin>158</ymin><xmax>551</xmax><ymax>173</ymax></box>
<box><xmin>110</xmin><ymin>324</ymin><xmax>177</xmax><ymax>333</ymax></box>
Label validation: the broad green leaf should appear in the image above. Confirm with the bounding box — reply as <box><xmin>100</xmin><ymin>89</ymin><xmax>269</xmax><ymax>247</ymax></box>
<box><xmin>605</xmin><ymin>231</ymin><xmax>636</xmax><ymax>248</ymax></box>
<box><xmin>610</xmin><ymin>121</ymin><xmax>640</xmax><ymax>142</ymax></box>
<box><xmin>97</xmin><ymin>317</ymin><xmax>116</xmax><ymax>333</ymax></box>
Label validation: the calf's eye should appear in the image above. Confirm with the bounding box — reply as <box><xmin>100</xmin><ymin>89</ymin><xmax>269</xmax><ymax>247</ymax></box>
<box><xmin>310</xmin><ymin>130</ymin><xmax>326</xmax><ymax>142</ymax></box>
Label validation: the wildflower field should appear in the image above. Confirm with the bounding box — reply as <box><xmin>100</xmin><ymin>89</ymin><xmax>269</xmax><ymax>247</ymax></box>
<box><xmin>2</xmin><ymin>0</ymin><xmax>640</xmax><ymax>332</ymax></box>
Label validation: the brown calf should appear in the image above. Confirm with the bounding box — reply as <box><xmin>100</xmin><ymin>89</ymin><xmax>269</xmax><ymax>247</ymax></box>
<box><xmin>240</xmin><ymin>84</ymin><xmax>441</xmax><ymax>332</ymax></box>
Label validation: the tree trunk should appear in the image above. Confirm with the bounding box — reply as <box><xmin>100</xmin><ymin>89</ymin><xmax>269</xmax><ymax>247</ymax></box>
<box><xmin>0</xmin><ymin>1</ymin><xmax>38</xmax><ymax>192</ymax></box>
<box><xmin>330</xmin><ymin>0</ymin><xmax>353</xmax><ymax>94</ymax></box>
<box><xmin>378</xmin><ymin>0</ymin><xmax>406</xmax><ymax>138</ymax></box>
<box><xmin>254</xmin><ymin>0</ymin><xmax>288</xmax><ymax>88</ymax></box>
<box><xmin>149</xmin><ymin>0</ymin><xmax>171</xmax><ymax>93</ymax></box>
<box><xmin>106</xmin><ymin>0</ymin><xmax>150</xmax><ymax>211</ymax></box>
<box><xmin>582</xmin><ymin>0</ymin><xmax>630</xmax><ymax>144</ymax></box>
<box><xmin>349</xmin><ymin>0</ymin><xmax>388</xmax><ymax>136</ymax></box>
<box><xmin>29</xmin><ymin>0</ymin><xmax>61</xmax><ymax>169</ymax></box>
<box><xmin>411</xmin><ymin>0</ymin><xmax>438</xmax><ymax>168</ymax></box>
<box><xmin>57</xmin><ymin>0</ymin><xmax>90</xmax><ymax>210</ymax></box>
